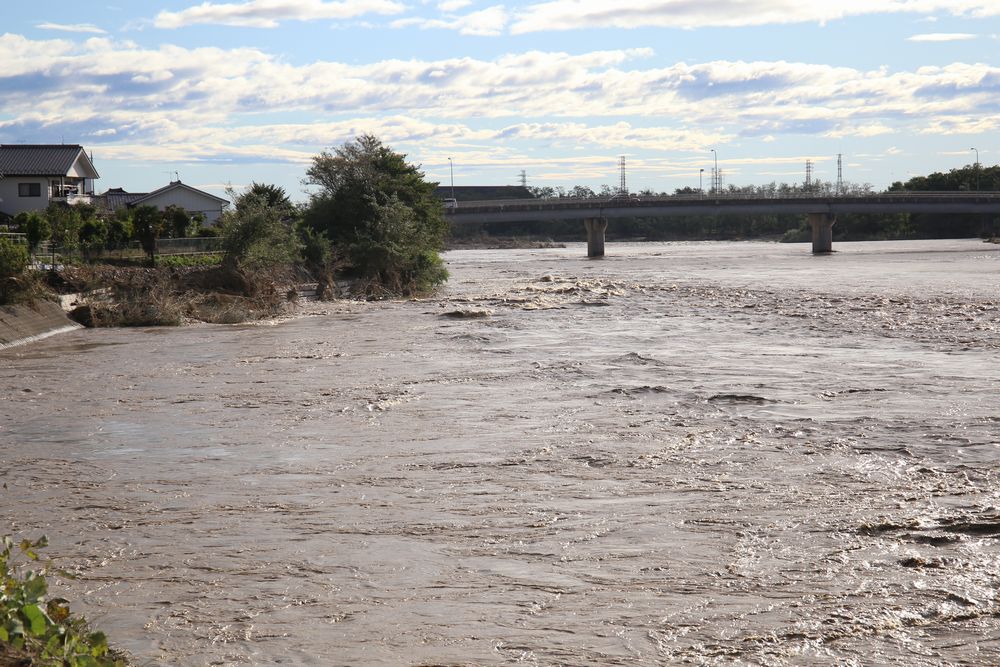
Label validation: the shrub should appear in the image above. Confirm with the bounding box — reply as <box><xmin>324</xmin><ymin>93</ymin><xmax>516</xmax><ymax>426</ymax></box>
<box><xmin>0</xmin><ymin>535</ymin><xmax>127</xmax><ymax>666</ymax></box>
<box><xmin>219</xmin><ymin>187</ymin><xmax>300</xmax><ymax>271</ymax></box>
<box><xmin>131</xmin><ymin>205</ymin><xmax>163</xmax><ymax>264</ymax></box>
<box><xmin>23</xmin><ymin>213</ymin><xmax>51</xmax><ymax>252</ymax></box>
<box><xmin>0</xmin><ymin>238</ymin><xmax>29</xmax><ymax>279</ymax></box>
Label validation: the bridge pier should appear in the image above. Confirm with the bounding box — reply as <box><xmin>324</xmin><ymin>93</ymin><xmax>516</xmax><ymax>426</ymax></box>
<box><xmin>584</xmin><ymin>217</ymin><xmax>608</xmax><ymax>257</ymax></box>
<box><xmin>808</xmin><ymin>212</ymin><xmax>836</xmax><ymax>254</ymax></box>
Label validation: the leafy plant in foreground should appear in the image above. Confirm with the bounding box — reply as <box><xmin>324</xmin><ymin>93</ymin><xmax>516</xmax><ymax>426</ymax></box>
<box><xmin>1</xmin><ymin>535</ymin><xmax>126</xmax><ymax>666</ymax></box>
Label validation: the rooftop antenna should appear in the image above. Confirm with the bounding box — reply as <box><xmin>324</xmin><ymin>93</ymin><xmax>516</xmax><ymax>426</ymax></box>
<box><xmin>619</xmin><ymin>155</ymin><xmax>627</xmax><ymax>194</ymax></box>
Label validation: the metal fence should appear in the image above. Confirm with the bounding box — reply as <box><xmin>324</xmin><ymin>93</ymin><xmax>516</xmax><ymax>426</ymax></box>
<box><xmin>0</xmin><ymin>232</ymin><xmax>27</xmax><ymax>245</ymax></box>
<box><xmin>86</xmin><ymin>237</ymin><xmax>223</xmax><ymax>259</ymax></box>
<box><xmin>31</xmin><ymin>236</ymin><xmax>224</xmax><ymax>264</ymax></box>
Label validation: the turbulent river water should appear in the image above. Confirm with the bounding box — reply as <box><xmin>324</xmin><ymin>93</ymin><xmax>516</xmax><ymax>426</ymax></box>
<box><xmin>2</xmin><ymin>239</ymin><xmax>1000</xmax><ymax>666</ymax></box>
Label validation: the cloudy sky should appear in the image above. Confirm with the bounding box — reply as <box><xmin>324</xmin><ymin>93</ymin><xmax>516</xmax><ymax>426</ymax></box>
<box><xmin>2</xmin><ymin>1</ymin><xmax>998</xmax><ymax>200</ymax></box>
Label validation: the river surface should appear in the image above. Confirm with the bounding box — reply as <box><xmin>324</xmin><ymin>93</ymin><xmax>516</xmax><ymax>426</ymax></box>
<box><xmin>2</xmin><ymin>239</ymin><xmax>999</xmax><ymax>666</ymax></box>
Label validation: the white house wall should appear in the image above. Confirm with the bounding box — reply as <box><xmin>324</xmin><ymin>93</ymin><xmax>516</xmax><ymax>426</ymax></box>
<box><xmin>0</xmin><ymin>178</ymin><xmax>52</xmax><ymax>217</ymax></box>
<box><xmin>67</xmin><ymin>154</ymin><xmax>98</xmax><ymax>193</ymax></box>
<box><xmin>140</xmin><ymin>190</ymin><xmax>226</xmax><ymax>224</ymax></box>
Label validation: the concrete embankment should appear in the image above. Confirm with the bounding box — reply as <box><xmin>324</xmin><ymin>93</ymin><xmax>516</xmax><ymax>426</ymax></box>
<box><xmin>0</xmin><ymin>300</ymin><xmax>82</xmax><ymax>351</ymax></box>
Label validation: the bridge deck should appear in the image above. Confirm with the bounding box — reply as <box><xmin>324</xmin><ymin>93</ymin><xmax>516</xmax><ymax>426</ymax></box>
<box><xmin>445</xmin><ymin>192</ymin><xmax>1000</xmax><ymax>224</ymax></box>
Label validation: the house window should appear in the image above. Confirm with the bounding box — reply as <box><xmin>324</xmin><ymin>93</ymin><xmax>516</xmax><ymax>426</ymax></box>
<box><xmin>18</xmin><ymin>183</ymin><xmax>41</xmax><ymax>197</ymax></box>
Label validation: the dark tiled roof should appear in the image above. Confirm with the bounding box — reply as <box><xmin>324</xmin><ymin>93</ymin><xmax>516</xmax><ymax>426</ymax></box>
<box><xmin>0</xmin><ymin>144</ymin><xmax>97</xmax><ymax>177</ymax></box>
<box><xmin>99</xmin><ymin>187</ymin><xmax>148</xmax><ymax>211</ymax></box>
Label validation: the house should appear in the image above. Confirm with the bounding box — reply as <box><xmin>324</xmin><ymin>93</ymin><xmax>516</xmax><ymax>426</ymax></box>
<box><xmin>99</xmin><ymin>181</ymin><xmax>229</xmax><ymax>224</ymax></box>
<box><xmin>0</xmin><ymin>144</ymin><xmax>99</xmax><ymax>218</ymax></box>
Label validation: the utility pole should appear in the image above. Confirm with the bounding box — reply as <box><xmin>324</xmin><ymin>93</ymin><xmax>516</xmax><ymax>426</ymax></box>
<box><xmin>970</xmin><ymin>148</ymin><xmax>980</xmax><ymax>190</ymax></box>
<box><xmin>805</xmin><ymin>160</ymin><xmax>813</xmax><ymax>191</ymax></box>
<box><xmin>618</xmin><ymin>155</ymin><xmax>627</xmax><ymax>195</ymax></box>
<box><xmin>710</xmin><ymin>149</ymin><xmax>718</xmax><ymax>194</ymax></box>
<box><xmin>518</xmin><ymin>170</ymin><xmax>527</xmax><ymax>188</ymax></box>
<box><xmin>448</xmin><ymin>157</ymin><xmax>454</xmax><ymax>199</ymax></box>
<box><xmin>836</xmin><ymin>154</ymin><xmax>844</xmax><ymax>196</ymax></box>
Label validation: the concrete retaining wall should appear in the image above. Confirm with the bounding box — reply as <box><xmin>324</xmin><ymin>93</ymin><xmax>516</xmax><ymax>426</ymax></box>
<box><xmin>0</xmin><ymin>300</ymin><xmax>82</xmax><ymax>351</ymax></box>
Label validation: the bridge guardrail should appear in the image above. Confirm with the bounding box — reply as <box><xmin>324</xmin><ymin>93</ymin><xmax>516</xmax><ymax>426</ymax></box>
<box><xmin>446</xmin><ymin>191</ymin><xmax>1000</xmax><ymax>214</ymax></box>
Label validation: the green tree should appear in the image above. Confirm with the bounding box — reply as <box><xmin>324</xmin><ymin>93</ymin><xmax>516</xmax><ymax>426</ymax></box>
<box><xmin>107</xmin><ymin>210</ymin><xmax>133</xmax><ymax>249</ymax></box>
<box><xmin>132</xmin><ymin>205</ymin><xmax>163</xmax><ymax>264</ymax></box>
<box><xmin>78</xmin><ymin>218</ymin><xmax>109</xmax><ymax>261</ymax></box>
<box><xmin>44</xmin><ymin>203</ymin><xmax>82</xmax><ymax>250</ymax></box>
<box><xmin>165</xmin><ymin>205</ymin><xmax>192</xmax><ymax>239</ymax></box>
<box><xmin>303</xmin><ymin>134</ymin><xmax>448</xmax><ymax>294</ymax></box>
<box><xmin>0</xmin><ymin>238</ymin><xmax>30</xmax><ymax>304</ymax></box>
<box><xmin>22</xmin><ymin>213</ymin><xmax>51</xmax><ymax>252</ymax></box>
<box><xmin>243</xmin><ymin>182</ymin><xmax>297</xmax><ymax>221</ymax></box>
<box><xmin>219</xmin><ymin>185</ymin><xmax>300</xmax><ymax>271</ymax></box>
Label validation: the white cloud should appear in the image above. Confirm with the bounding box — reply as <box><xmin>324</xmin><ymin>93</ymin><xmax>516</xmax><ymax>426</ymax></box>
<box><xmin>3</xmin><ymin>32</ymin><xmax>999</xmax><ymax>177</ymax></box>
<box><xmin>510</xmin><ymin>0</ymin><xmax>1000</xmax><ymax>34</ymax></box>
<box><xmin>906</xmin><ymin>32</ymin><xmax>977</xmax><ymax>41</ymax></box>
<box><xmin>393</xmin><ymin>5</ymin><xmax>509</xmax><ymax>35</ymax></box>
<box><xmin>155</xmin><ymin>0</ymin><xmax>406</xmax><ymax>29</ymax></box>
<box><xmin>36</xmin><ymin>22</ymin><xmax>108</xmax><ymax>34</ymax></box>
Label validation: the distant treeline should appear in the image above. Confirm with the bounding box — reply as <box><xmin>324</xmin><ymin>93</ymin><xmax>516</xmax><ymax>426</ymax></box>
<box><xmin>451</xmin><ymin>164</ymin><xmax>999</xmax><ymax>243</ymax></box>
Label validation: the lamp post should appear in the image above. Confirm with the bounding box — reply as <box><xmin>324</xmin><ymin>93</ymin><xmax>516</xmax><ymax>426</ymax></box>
<box><xmin>710</xmin><ymin>149</ymin><xmax>718</xmax><ymax>194</ymax></box>
<box><xmin>970</xmin><ymin>148</ymin><xmax>979</xmax><ymax>191</ymax></box>
<box><xmin>699</xmin><ymin>168</ymin><xmax>704</xmax><ymax>195</ymax></box>
<box><xmin>448</xmin><ymin>157</ymin><xmax>455</xmax><ymax>199</ymax></box>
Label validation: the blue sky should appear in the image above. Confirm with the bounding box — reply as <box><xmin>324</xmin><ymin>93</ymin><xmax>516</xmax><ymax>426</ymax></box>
<box><xmin>2</xmin><ymin>1</ymin><xmax>998</xmax><ymax>201</ymax></box>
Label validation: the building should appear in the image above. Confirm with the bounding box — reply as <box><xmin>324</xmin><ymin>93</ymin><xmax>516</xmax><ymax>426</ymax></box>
<box><xmin>0</xmin><ymin>144</ymin><xmax>99</xmax><ymax>218</ymax></box>
<box><xmin>99</xmin><ymin>181</ymin><xmax>229</xmax><ymax>224</ymax></box>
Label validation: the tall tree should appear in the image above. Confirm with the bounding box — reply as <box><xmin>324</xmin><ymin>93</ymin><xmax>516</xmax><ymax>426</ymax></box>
<box><xmin>132</xmin><ymin>205</ymin><xmax>164</xmax><ymax>264</ymax></box>
<box><xmin>303</xmin><ymin>135</ymin><xmax>448</xmax><ymax>294</ymax></box>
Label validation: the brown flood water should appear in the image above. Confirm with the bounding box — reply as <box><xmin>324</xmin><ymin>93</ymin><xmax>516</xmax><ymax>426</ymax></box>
<box><xmin>2</xmin><ymin>239</ymin><xmax>1000</xmax><ymax>666</ymax></box>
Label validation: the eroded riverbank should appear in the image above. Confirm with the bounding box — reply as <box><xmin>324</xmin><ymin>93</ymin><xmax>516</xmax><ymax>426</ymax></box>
<box><xmin>2</xmin><ymin>239</ymin><xmax>999</xmax><ymax>665</ymax></box>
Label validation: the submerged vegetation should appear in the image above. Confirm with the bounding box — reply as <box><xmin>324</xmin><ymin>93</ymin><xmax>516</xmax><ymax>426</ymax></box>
<box><xmin>0</xmin><ymin>536</ymin><xmax>126</xmax><ymax>666</ymax></box>
<box><xmin>2</xmin><ymin>148</ymin><xmax>995</xmax><ymax>314</ymax></box>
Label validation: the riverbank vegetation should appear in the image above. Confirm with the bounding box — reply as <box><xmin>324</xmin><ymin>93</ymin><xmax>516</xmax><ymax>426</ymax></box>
<box><xmin>0</xmin><ymin>135</ymin><xmax>449</xmax><ymax>320</ymax></box>
<box><xmin>1</xmin><ymin>536</ymin><xmax>127</xmax><ymax>666</ymax></box>
<box><xmin>2</xmin><ymin>155</ymin><xmax>994</xmax><ymax>313</ymax></box>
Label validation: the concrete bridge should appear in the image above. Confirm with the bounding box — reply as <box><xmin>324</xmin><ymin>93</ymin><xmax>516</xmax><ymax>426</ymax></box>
<box><xmin>444</xmin><ymin>192</ymin><xmax>1000</xmax><ymax>256</ymax></box>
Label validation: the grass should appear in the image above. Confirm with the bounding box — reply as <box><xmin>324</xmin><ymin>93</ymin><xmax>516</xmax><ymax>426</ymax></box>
<box><xmin>1</xmin><ymin>536</ymin><xmax>128</xmax><ymax>666</ymax></box>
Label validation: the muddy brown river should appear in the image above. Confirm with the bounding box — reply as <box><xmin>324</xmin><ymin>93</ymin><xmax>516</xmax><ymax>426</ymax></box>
<box><xmin>2</xmin><ymin>239</ymin><xmax>1000</xmax><ymax>666</ymax></box>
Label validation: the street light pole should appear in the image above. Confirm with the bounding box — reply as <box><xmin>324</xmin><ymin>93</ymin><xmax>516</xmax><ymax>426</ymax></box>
<box><xmin>970</xmin><ymin>148</ymin><xmax>979</xmax><ymax>191</ymax></box>
<box><xmin>710</xmin><ymin>149</ymin><xmax>718</xmax><ymax>194</ymax></box>
<box><xmin>448</xmin><ymin>157</ymin><xmax>455</xmax><ymax>199</ymax></box>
